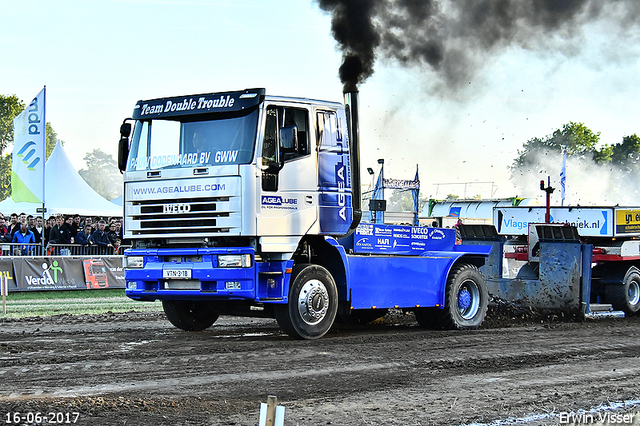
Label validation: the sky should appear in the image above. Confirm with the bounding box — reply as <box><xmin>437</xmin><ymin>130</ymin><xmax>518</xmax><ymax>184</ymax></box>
<box><xmin>3</xmin><ymin>0</ymin><xmax>640</xmax><ymax>204</ymax></box>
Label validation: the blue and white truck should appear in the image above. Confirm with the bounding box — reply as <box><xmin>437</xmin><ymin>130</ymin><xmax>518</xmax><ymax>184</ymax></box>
<box><xmin>117</xmin><ymin>88</ymin><xmax>492</xmax><ymax>339</ymax></box>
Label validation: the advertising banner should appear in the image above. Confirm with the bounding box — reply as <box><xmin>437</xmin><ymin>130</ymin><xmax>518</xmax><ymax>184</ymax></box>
<box><xmin>494</xmin><ymin>207</ymin><xmax>614</xmax><ymax>237</ymax></box>
<box><xmin>13</xmin><ymin>257</ymin><xmax>86</xmax><ymax>291</ymax></box>
<box><xmin>353</xmin><ymin>224</ymin><xmax>454</xmax><ymax>255</ymax></box>
<box><xmin>615</xmin><ymin>209</ymin><xmax>640</xmax><ymax>235</ymax></box>
<box><xmin>0</xmin><ymin>258</ymin><xmax>17</xmax><ymax>292</ymax></box>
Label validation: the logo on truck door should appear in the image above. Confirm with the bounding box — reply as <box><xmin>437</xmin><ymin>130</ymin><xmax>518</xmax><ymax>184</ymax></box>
<box><xmin>163</xmin><ymin>203</ymin><xmax>191</xmax><ymax>214</ymax></box>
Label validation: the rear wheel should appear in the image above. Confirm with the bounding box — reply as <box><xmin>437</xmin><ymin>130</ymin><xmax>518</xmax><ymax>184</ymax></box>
<box><xmin>606</xmin><ymin>267</ymin><xmax>640</xmax><ymax>315</ymax></box>
<box><xmin>275</xmin><ymin>264</ymin><xmax>338</xmax><ymax>340</ymax></box>
<box><xmin>162</xmin><ymin>300</ymin><xmax>219</xmax><ymax>331</ymax></box>
<box><xmin>417</xmin><ymin>264</ymin><xmax>488</xmax><ymax>330</ymax></box>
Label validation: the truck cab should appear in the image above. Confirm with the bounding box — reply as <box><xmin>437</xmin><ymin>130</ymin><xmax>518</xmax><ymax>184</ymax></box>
<box><xmin>121</xmin><ymin>89</ymin><xmax>353</xmax><ymax>253</ymax></box>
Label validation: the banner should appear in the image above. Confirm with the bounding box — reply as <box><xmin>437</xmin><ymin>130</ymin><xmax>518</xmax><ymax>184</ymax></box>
<box><xmin>0</xmin><ymin>258</ymin><xmax>17</xmax><ymax>291</ymax></box>
<box><xmin>13</xmin><ymin>257</ymin><xmax>86</xmax><ymax>291</ymax></box>
<box><xmin>383</xmin><ymin>178</ymin><xmax>420</xmax><ymax>190</ymax></box>
<box><xmin>12</xmin><ymin>87</ymin><xmax>46</xmax><ymax>203</ymax></box>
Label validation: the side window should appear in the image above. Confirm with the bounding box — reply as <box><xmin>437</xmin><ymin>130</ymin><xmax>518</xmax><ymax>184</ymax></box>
<box><xmin>261</xmin><ymin>106</ymin><xmax>310</xmax><ymax>192</ymax></box>
<box><xmin>262</xmin><ymin>108</ymin><xmax>278</xmax><ymax>171</ymax></box>
<box><xmin>261</xmin><ymin>108</ymin><xmax>278</xmax><ymax>192</ymax></box>
<box><xmin>316</xmin><ymin>111</ymin><xmax>340</xmax><ymax>148</ymax></box>
<box><xmin>281</xmin><ymin>107</ymin><xmax>309</xmax><ymax>161</ymax></box>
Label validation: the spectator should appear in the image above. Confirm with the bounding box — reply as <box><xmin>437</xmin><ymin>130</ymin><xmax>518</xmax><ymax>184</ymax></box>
<box><xmin>35</xmin><ymin>216</ymin><xmax>44</xmax><ymax>243</ymax></box>
<box><xmin>90</xmin><ymin>220</ymin><xmax>113</xmax><ymax>254</ymax></box>
<box><xmin>48</xmin><ymin>216</ymin><xmax>63</xmax><ymax>244</ymax></box>
<box><xmin>7</xmin><ymin>213</ymin><xmax>19</xmax><ymax>237</ymax></box>
<box><xmin>12</xmin><ymin>221</ymin><xmax>35</xmax><ymax>255</ymax></box>
<box><xmin>27</xmin><ymin>215</ymin><xmax>42</xmax><ymax>244</ymax></box>
<box><xmin>43</xmin><ymin>216</ymin><xmax>54</xmax><ymax>246</ymax></box>
<box><xmin>76</xmin><ymin>225</ymin><xmax>94</xmax><ymax>254</ymax></box>
<box><xmin>60</xmin><ymin>215</ymin><xmax>74</xmax><ymax>244</ymax></box>
<box><xmin>72</xmin><ymin>215</ymin><xmax>81</xmax><ymax>235</ymax></box>
<box><xmin>107</xmin><ymin>222</ymin><xmax>120</xmax><ymax>246</ymax></box>
<box><xmin>0</xmin><ymin>215</ymin><xmax>9</xmax><ymax>243</ymax></box>
<box><xmin>84</xmin><ymin>216</ymin><xmax>93</xmax><ymax>231</ymax></box>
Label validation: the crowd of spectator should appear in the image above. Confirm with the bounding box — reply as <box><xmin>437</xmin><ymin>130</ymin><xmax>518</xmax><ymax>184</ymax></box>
<box><xmin>0</xmin><ymin>212</ymin><xmax>125</xmax><ymax>255</ymax></box>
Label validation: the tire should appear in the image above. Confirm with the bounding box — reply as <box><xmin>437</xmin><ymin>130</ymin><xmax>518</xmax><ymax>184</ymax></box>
<box><xmin>162</xmin><ymin>300</ymin><xmax>219</xmax><ymax>331</ymax></box>
<box><xmin>606</xmin><ymin>267</ymin><xmax>640</xmax><ymax>315</ymax></box>
<box><xmin>424</xmin><ymin>263</ymin><xmax>488</xmax><ymax>330</ymax></box>
<box><xmin>275</xmin><ymin>264</ymin><xmax>338</xmax><ymax>340</ymax></box>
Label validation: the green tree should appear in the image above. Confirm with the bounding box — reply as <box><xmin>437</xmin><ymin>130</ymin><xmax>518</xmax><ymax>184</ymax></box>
<box><xmin>510</xmin><ymin>122</ymin><xmax>601</xmax><ymax>195</ymax></box>
<box><xmin>595</xmin><ymin>134</ymin><xmax>640</xmax><ymax>172</ymax></box>
<box><xmin>45</xmin><ymin>123</ymin><xmax>59</xmax><ymax>159</ymax></box>
<box><xmin>0</xmin><ymin>95</ymin><xmax>25</xmax><ymax>153</ymax></box>
<box><xmin>78</xmin><ymin>149</ymin><xmax>123</xmax><ymax>200</ymax></box>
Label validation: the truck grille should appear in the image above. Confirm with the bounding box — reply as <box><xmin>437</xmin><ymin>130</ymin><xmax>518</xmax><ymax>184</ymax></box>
<box><xmin>128</xmin><ymin>196</ymin><xmax>240</xmax><ymax>236</ymax></box>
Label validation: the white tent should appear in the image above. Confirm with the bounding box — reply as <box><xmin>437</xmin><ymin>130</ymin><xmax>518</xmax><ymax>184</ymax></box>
<box><xmin>0</xmin><ymin>141</ymin><xmax>122</xmax><ymax>217</ymax></box>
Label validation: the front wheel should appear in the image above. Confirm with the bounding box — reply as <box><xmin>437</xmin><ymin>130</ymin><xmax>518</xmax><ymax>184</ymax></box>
<box><xmin>606</xmin><ymin>267</ymin><xmax>640</xmax><ymax>315</ymax></box>
<box><xmin>418</xmin><ymin>263</ymin><xmax>488</xmax><ymax>330</ymax></box>
<box><xmin>275</xmin><ymin>264</ymin><xmax>338</xmax><ymax>340</ymax></box>
<box><xmin>162</xmin><ymin>300</ymin><xmax>219</xmax><ymax>331</ymax></box>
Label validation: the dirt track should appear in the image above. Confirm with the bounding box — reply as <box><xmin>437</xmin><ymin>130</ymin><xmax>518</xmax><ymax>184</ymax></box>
<box><xmin>1</xmin><ymin>310</ymin><xmax>639</xmax><ymax>426</ymax></box>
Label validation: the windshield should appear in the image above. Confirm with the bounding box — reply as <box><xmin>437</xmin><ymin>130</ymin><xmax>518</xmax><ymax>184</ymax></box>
<box><xmin>126</xmin><ymin>109</ymin><xmax>259</xmax><ymax>171</ymax></box>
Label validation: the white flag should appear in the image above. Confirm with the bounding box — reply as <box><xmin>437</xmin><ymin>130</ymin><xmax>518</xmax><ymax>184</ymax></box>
<box><xmin>12</xmin><ymin>87</ymin><xmax>46</xmax><ymax>203</ymax></box>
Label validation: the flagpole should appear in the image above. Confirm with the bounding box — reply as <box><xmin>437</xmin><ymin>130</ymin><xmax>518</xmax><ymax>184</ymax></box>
<box><xmin>560</xmin><ymin>146</ymin><xmax>567</xmax><ymax>207</ymax></box>
<box><xmin>41</xmin><ymin>85</ymin><xmax>46</xmax><ymax>256</ymax></box>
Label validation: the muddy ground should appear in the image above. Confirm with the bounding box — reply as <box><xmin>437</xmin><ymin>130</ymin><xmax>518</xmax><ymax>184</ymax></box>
<box><xmin>1</xmin><ymin>308</ymin><xmax>639</xmax><ymax>426</ymax></box>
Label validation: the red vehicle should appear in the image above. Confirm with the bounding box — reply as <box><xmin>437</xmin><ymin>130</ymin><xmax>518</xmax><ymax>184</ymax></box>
<box><xmin>83</xmin><ymin>259</ymin><xmax>109</xmax><ymax>289</ymax></box>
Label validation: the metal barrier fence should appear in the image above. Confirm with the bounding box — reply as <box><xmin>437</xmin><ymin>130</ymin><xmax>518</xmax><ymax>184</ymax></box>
<box><xmin>1</xmin><ymin>243</ymin><xmax>131</xmax><ymax>257</ymax></box>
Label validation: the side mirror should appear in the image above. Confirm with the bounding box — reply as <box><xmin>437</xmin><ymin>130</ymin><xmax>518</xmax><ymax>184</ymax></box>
<box><xmin>279</xmin><ymin>125</ymin><xmax>298</xmax><ymax>153</ymax></box>
<box><xmin>117</xmin><ymin>121</ymin><xmax>132</xmax><ymax>172</ymax></box>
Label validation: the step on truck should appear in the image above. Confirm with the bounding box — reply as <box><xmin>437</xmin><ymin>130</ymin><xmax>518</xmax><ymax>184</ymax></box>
<box><xmin>117</xmin><ymin>88</ymin><xmax>492</xmax><ymax>339</ymax></box>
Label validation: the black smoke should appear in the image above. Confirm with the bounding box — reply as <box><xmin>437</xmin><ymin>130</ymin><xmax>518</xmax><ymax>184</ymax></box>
<box><xmin>316</xmin><ymin>0</ymin><xmax>640</xmax><ymax>92</ymax></box>
<box><xmin>316</xmin><ymin>0</ymin><xmax>380</xmax><ymax>92</ymax></box>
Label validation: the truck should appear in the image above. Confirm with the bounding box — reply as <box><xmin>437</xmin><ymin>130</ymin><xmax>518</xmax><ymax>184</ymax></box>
<box><xmin>458</xmin><ymin>206</ymin><xmax>640</xmax><ymax>317</ymax></box>
<box><xmin>117</xmin><ymin>88</ymin><xmax>492</xmax><ymax>339</ymax></box>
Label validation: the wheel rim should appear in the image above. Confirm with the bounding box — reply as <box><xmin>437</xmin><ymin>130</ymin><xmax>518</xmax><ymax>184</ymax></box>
<box><xmin>457</xmin><ymin>279</ymin><xmax>481</xmax><ymax>320</ymax></box>
<box><xmin>629</xmin><ymin>280</ymin><xmax>640</xmax><ymax>307</ymax></box>
<box><xmin>297</xmin><ymin>279</ymin><xmax>330</xmax><ymax>325</ymax></box>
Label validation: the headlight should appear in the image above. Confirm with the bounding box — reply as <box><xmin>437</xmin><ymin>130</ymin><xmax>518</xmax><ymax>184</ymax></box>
<box><xmin>124</xmin><ymin>256</ymin><xmax>144</xmax><ymax>268</ymax></box>
<box><xmin>218</xmin><ymin>254</ymin><xmax>252</xmax><ymax>268</ymax></box>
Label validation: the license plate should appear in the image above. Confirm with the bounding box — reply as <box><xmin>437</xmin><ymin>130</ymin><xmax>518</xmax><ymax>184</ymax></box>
<box><xmin>163</xmin><ymin>269</ymin><xmax>192</xmax><ymax>279</ymax></box>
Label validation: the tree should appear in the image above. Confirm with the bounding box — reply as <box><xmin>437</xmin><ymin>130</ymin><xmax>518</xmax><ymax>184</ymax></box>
<box><xmin>386</xmin><ymin>188</ymin><xmax>429</xmax><ymax>214</ymax></box>
<box><xmin>510</xmin><ymin>122</ymin><xmax>601</xmax><ymax>196</ymax></box>
<box><xmin>78</xmin><ymin>149</ymin><xmax>123</xmax><ymax>200</ymax></box>
<box><xmin>595</xmin><ymin>134</ymin><xmax>640</xmax><ymax>172</ymax></box>
<box><xmin>511</xmin><ymin>123</ymin><xmax>640</xmax><ymax>204</ymax></box>
<box><xmin>0</xmin><ymin>95</ymin><xmax>24</xmax><ymax>154</ymax></box>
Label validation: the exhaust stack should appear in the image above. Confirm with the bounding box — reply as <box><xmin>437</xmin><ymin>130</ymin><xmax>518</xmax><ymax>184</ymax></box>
<box><xmin>344</xmin><ymin>90</ymin><xmax>362</xmax><ymax>232</ymax></box>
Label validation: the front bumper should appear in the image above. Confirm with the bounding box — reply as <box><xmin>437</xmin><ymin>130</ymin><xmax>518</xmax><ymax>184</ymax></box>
<box><xmin>124</xmin><ymin>247</ymin><xmax>291</xmax><ymax>303</ymax></box>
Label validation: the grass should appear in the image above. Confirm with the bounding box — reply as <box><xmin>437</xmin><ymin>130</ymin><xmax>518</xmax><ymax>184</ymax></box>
<box><xmin>0</xmin><ymin>289</ymin><xmax>163</xmax><ymax>318</ymax></box>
